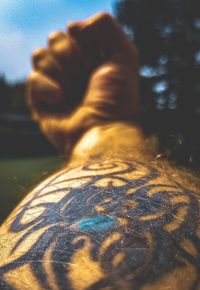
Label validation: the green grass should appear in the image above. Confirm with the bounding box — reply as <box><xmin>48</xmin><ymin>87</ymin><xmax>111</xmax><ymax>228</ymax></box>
<box><xmin>0</xmin><ymin>156</ymin><xmax>64</xmax><ymax>223</ymax></box>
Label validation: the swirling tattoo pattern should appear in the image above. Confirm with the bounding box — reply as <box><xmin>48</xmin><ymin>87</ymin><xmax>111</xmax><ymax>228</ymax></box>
<box><xmin>0</xmin><ymin>160</ymin><xmax>199</xmax><ymax>290</ymax></box>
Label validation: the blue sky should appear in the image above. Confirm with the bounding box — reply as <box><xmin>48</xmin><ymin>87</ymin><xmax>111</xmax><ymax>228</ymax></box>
<box><xmin>0</xmin><ymin>0</ymin><xmax>115</xmax><ymax>82</ymax></box>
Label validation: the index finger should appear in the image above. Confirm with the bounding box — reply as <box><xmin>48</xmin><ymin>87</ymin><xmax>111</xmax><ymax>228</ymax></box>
<box><xmin>67</xmin><ymin>13</ymin><xmax>138</xmax><ymax>67</ymax></box>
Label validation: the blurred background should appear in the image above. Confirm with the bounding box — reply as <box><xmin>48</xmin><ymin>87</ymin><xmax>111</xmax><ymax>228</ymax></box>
<box><xmin>0</xmin><ymin>0</ymin><xmax>200</xmax><ymax>223</ymax></box>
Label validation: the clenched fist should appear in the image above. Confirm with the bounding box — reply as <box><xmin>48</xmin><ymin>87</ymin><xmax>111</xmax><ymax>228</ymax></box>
<box><xmin>27</xmin><ymin>13</ymin><xmax>139</xmax><ymax>152</ymax></box>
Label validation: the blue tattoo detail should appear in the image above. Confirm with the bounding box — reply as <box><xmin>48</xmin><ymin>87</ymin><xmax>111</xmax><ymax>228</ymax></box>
<box><xmin>78</xmin><ymin>215</ymin><xmax>117</xmax><ymax>232</ymax></box>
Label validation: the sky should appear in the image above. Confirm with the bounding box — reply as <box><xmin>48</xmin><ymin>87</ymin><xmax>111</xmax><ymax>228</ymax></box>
<box><xmin>0</xmin><ymin>0</ymin><xmax>115</xmax><ymax>83</ymax></box>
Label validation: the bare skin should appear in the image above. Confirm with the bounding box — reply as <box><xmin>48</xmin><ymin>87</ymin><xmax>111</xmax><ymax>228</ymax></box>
<box><xmin>27</xmin><ymin>13</ymin><xmax>139</xmax><ymax>152</ymax></box>
<box><xmin>0</xmin><ymin>13</ymin><xmax>200</xmax><ymax>290</ymax></box>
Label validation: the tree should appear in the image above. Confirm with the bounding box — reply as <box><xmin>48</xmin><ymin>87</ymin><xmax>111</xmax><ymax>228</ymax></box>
<box><xmin>0</xmin><ymin>75</ymin><xmax>11</xmax><ymax>112</ymax></box>
<box><xmin>10</xmin><ymin>82</ymin><xmax>28</xmax><ymax>114</ymax></box>
<box><xmin>115</xmin><ymin>0</ymin><xmax>200</xmax><ymax>169</ymax></box>
<box><xmin>0</xmin><ymin>76</ymin><xmax>29</xmax><ymax>114</ymax></box>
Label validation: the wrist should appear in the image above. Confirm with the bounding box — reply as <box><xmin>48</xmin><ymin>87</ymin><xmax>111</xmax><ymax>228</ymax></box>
<box><xmin>70</xmin><ymin>122</ymin><xmax>157</xmax><ymax>162</ymax></box>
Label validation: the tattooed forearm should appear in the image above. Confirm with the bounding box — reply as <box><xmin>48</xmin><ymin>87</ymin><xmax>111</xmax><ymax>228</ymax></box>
<box><xmin>0</xmin><ymin>160</ymin><xmax>199</xmax><ymax>290</ymax></box>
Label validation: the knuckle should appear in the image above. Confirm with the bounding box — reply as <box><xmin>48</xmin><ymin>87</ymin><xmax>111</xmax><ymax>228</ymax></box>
<box><xmin>32</xmin><ymin>48</ymin><xmax>47</xmax><ymax>63</ymax></box>
<box><xmin>90</xmin><ymin>13</ymin><xmax>119</xmax><ymax>36</ymax></box>
<box><xmin>27</xmin><ymin>72</ymin><xmax>40</xmax><ymax>84</ymax></box>
<box><xmin>48</xmin><ymin>31</ymin><xmax>66</xmax><ymax>46</ymax></box>
<box><xmin>96</xmin><ymin>12</ymin><xmax>113</xmax><ymax>22</ymax></box>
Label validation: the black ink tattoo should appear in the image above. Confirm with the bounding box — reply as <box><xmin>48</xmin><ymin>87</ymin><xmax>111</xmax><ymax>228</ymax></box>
<box><xmin>0</xmin><ymin>161</ymin><xmax>199</xmax><ymax>289</ymax></box>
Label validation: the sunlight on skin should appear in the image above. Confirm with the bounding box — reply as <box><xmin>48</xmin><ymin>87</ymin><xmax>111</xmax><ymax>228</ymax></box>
<box><xmin>0</xmin><ymin>157</ymin><xmax>199</xmax><ymax>290</ymax></box>
<box><xmin>0</xmin><ymin>13</ymin><xmax>200</xmax><ymax>290</ymax></box>
<box><xmin>4</xmin><ymin>264</ymin><xmax>42</xmax><ymax>290</ymax></box>
<box><xmin>42</xmin><ymin>241</ymin><xmax>61</xmax><ymax>290</ymax></box>
<box><xmin>74</xmin><ymin>127</ymin><xmax>101</xmax><ymax>156</ymax></box>
<box><xmin>69</xmin><ymin>236</ymin><xmax>105</xmax><ymax>290</ymax></box>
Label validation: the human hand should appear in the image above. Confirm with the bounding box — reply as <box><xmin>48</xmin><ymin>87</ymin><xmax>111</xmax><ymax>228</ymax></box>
<box><xmin>27</xmin><ymin>13</ymin><xmax>139</xmax><ymax>152</ymax></box>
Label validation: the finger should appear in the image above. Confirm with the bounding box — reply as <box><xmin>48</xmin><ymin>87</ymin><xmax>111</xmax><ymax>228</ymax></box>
<box><xmin>48</xmin><ymin>31</ymin><xmax>82</xmax><ymax>80</ymax></box>
<box><xmin>67</xmin><ymin>13</ymin><xmax>135</xmax><ymax>63</ymax></box>
<box><xmin>32</xmin><ymin>48</ymin><xmax>64</xmax><ymax>85</ymax></box>
<box><xmin>48</xmin><ymin>31</ymin><xmax>89</xmax><ymax>107</ymax></box>
<box><xmin>27</xmin><ymin>72</ymin><xmax>65</xmax><ymax>118</ymax></box>
<box><xmin>67</xmin><ymin>17</ymin><xmax>111</xmax><ymax>73</ymax></box>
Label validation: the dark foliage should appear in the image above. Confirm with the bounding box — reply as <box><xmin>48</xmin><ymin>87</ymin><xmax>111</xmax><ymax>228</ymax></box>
<box><xmin>115</xmin><ymin>0</ymin><xmax>200</xmax><ymax>170</ymax></box>
<box><xmin>0</xmin><ymin>75</ymin><xmax>28</xmax><ymax>114</ymax></box>
<box><xmin>0</xmin><ymin>77</ymin><xmax>57</xmax><ymax>157</ymax></box>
